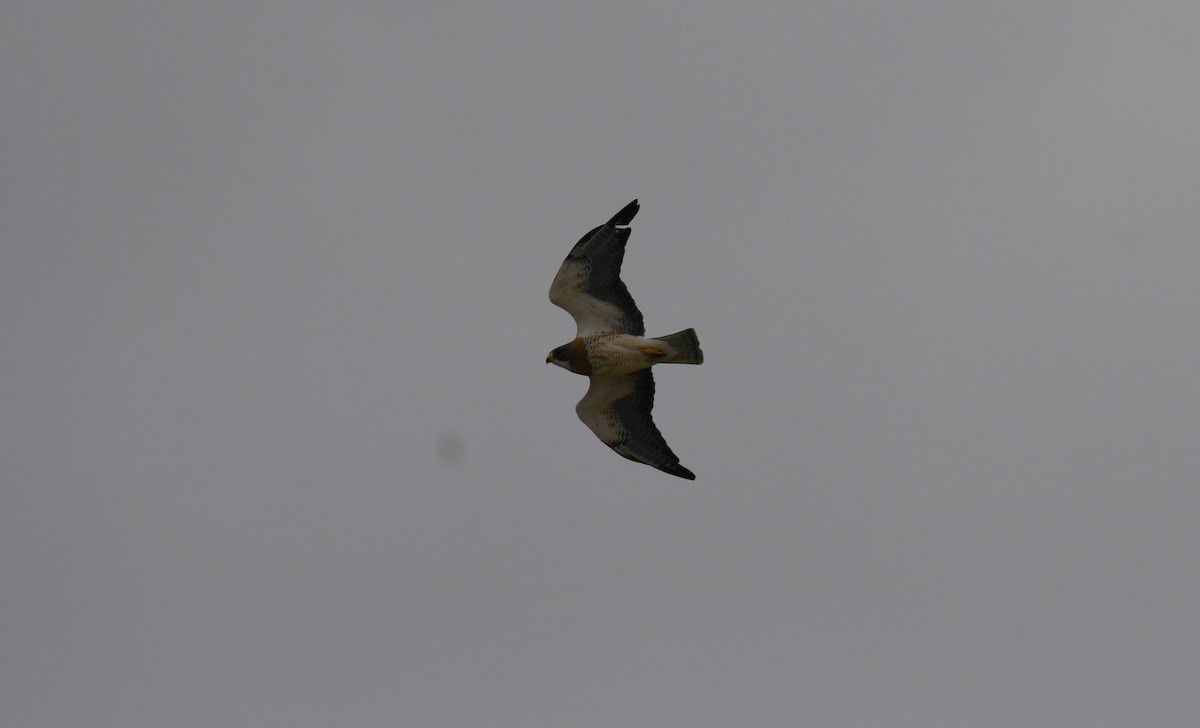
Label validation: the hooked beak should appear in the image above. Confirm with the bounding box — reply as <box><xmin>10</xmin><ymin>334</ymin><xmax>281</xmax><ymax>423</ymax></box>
<box><xmin>545</xmin><ymin>354</ymin><xmax>552</xmax><ymax>363</ymax></box>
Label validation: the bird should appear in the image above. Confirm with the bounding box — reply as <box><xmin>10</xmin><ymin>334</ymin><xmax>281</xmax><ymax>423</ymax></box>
<box><xmin>547</xmin><ymin>199</ymin><xmax>703</xmax><ymax>480</ymax></box>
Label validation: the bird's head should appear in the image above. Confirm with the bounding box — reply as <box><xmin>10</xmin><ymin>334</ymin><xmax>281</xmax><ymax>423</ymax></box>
<box><xmin>546</xmin><ymin>344</ymin><xmax>573</xmax><ymax>370</ymax></box>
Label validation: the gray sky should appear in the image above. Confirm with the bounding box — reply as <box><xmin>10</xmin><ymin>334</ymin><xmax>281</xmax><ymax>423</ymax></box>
<box><xmin>3</xmin><ymin>2</ymin><xmax>1199</xmax><ymax>726</ymax></box>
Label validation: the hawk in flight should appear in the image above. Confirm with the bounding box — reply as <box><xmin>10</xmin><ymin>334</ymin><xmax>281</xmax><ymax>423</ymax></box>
<box><xmin>547</xmin><ymin>199</ymin><xmax>703</xmax><ymax>480</ymax></box>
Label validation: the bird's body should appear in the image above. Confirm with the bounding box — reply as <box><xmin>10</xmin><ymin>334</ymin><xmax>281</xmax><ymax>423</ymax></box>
<box><xmin>546</xmin><ymin>200</ymin><xmax>702</xmax><ymax>480</ymax></box>
<box><xmin>552</xmin><ymin>332</ymin><xmax>700</xmax><ymax>377</ymax></box>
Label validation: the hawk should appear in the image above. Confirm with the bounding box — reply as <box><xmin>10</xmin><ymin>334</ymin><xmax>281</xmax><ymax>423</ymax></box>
<box><xmin>546</xmin><ymin>199</ymin><xmax>703</xmax><ymax>480</ymax></box>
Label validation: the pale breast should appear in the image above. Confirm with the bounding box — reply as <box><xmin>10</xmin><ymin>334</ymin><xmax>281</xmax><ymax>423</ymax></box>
<box><xmin>582</xmin><ymin>334</ymin><xmax>654</xmax><ymax>377</ymax></box>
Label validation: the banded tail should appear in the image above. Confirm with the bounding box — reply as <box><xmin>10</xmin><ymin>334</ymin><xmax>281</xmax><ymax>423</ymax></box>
<box><xmin>658</xmin><ymin>328</ymin><xmax>703</xmax><ymax>365</ymax></box>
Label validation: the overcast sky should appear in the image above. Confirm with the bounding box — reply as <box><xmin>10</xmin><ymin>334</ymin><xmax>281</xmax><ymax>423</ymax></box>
<box><xmin>3</xmin><ymin>2</ymin><xmax>1200</xmax><ymax>726</ymax></box>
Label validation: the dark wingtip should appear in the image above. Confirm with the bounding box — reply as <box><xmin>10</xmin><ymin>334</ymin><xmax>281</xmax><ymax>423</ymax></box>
<box><xmin>666</xmin><ymin>463</ymin><xmax>696</xmax><ymax>480</ymax></box>
<box><xmin>608</xmin><ymin>199</ymin><xmax>640</xmax><ymax>227</ymax></box>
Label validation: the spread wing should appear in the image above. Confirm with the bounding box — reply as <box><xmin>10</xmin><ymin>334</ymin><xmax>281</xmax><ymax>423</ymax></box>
<box><xmin>575</xmin><ymin>370</ymin><xmax>695</xmax><ymax>480</ymax></box>
<box><xmin>549</xmin><ymin>199</ymin><xmax>645</xmax><ymax>337</ymax></box>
